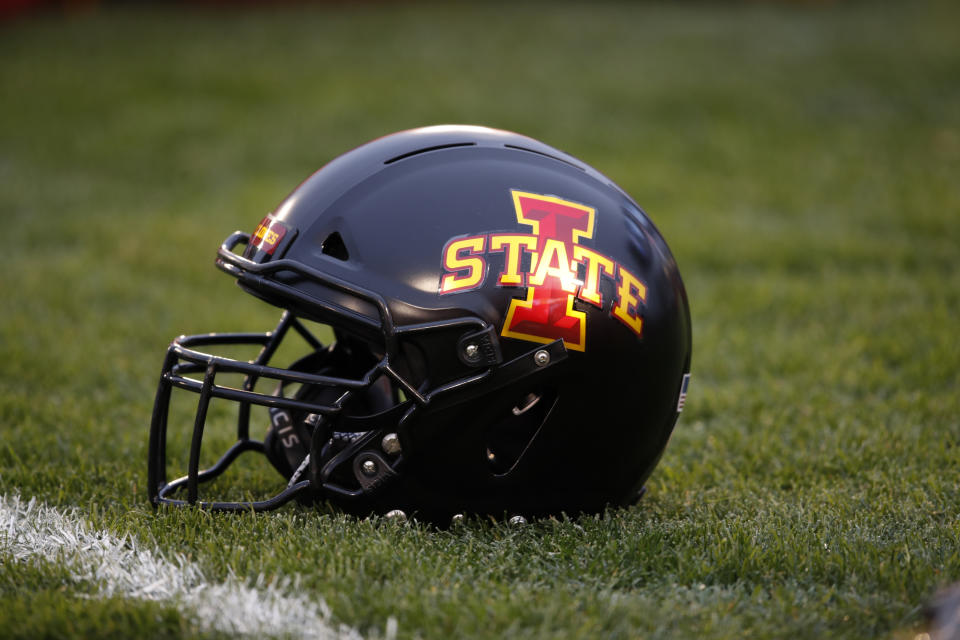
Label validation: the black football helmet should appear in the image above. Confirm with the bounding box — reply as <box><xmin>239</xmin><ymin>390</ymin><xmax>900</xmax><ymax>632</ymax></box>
<box><xmin>148</xmin><ymin>125</ymin><xmax>691</xmax><ymax>522</ymax></box>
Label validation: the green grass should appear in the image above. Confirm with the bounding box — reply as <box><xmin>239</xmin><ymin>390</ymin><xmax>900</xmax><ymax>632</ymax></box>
<box><xmin>1</xmin><ymin>1</ymin><xmax>959</xmax><ymax>638</ymax></box>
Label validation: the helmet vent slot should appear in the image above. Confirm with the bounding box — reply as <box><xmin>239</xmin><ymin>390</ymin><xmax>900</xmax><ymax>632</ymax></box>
<box><xmin>503</xmin><ymin>144</ymin><xmax>586</xmax><ymax>172</ymax></box>
<box><xmin>384</xmin><ymin>142</ymin><xmax>476</xmax><ymax>165</ymax></box>
<box><xmin>321</xmin><ymin>232</ymin><xmax>349</xmax><ymax>261</ymax></box>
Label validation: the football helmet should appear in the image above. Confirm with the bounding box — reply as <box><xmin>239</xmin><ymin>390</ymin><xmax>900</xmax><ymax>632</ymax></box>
<box><xmin>148</xmin><ymin>125</ymin><xmax>691</xmax><ymax>522</ymax></box>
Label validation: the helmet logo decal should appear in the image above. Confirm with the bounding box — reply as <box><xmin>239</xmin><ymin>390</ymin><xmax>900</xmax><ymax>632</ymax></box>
<box><xmin>249</xmin><ymin>216</ymin><xmax>289</xmax><ymax>256</ymax></box>
<box><xmin>439</xmin><ymin>190</ymin><xmax>648</xmax><ymax>351</ymax></box>
<box><xmin>500</xmin><ymin>191</ymin><xmax>595</xmax><ymax>351</ymax></box>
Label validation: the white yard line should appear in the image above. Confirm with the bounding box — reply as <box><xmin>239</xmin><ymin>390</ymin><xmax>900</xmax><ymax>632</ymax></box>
<box><xmin>0</xmin><ymin>494</ymin><xmax>373</xmax><ymax>639</ymax></box>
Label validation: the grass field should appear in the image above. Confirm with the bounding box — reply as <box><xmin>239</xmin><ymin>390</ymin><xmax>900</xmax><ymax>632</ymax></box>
<box><xmin>1</xmin><ymin>2</ymin><xmax>959</xmax><ymax>638</ymax></box>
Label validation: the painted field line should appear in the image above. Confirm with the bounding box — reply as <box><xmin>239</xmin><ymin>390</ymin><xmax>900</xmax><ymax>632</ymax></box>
<box><xmin>0</xmin><ymin>493</ymin><xmax>375</xmax><ymax>640</ymax></box>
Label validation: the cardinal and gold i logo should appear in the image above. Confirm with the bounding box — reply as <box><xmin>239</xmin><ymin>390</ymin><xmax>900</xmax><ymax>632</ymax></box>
<box><xmin>438</xmin><ymin>190</ymin><xmax>648</xmax><ymax>352</ymax></box>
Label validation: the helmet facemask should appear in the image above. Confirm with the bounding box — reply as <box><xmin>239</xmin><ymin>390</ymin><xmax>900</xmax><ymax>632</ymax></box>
<box><xmin>148</xmin><ymin>231</ymin><xmax>569</xmax><ymax>517</ymax></box>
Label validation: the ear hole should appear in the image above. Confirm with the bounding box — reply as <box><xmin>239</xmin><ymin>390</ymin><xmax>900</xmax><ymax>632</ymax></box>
<box><xmin>321</xmin><ymin>232</ymin><xmax>349</xmax><ymax>261</ymax></box>
<box><xmin>485</xmin><ymin>388</ymin><xmax>557</xmax><ymax>476</ymax></box>
<box><xmin>512</xmin><ymin>392</ymin><xmax>541</xmax><ymax>416</ymax></box>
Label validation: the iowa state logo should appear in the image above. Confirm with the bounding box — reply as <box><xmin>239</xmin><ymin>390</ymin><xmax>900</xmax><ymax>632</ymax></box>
<box><xmin>438</xmin><ymin>190</ymin><xmax>647</xmax><ymax>352</ymax></box>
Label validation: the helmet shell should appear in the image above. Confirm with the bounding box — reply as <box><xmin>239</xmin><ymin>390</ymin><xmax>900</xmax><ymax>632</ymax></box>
<box><xmin>239</xmin><ymin>126</ymin><xmax>691</xmax><ymax>517</ymax></box>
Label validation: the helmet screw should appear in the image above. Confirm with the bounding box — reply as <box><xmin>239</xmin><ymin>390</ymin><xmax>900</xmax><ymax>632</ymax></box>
<box><xmin>451</xmin><ymin>513</ymin><xmax>466</xmax><ymax>525</ymax></box>
<box><xmin>509</xmin><ymin>515</ymin><xmax>527</xmax><ymax>526</ymax></box>
<box><xmin>380</xmin><ymin>433</ymin><xmax>400</xmax><ymax>456</ymax></box>
<box><xmin>361</xmin><ymin>459</ymin><xmax>378</xmax><ymax>476</ymax></box>
<box><xmin>381</xmin><ymin>432</ymin><xmax>402</xmax><ymax>456</ymax></box>
<box><xmin>533</xmin><ymin>350</ymin><xmax>550</xmax><ymax>367</ymax></box>
<box><xmin>385</xmin><ymin>509</ymin><xmax>407</xmax><ymax>522</ymax></box>
<box><xmin>464</xmin><ymin>343</ymin><xmax>480</xmax><ymax>361</ymax></box>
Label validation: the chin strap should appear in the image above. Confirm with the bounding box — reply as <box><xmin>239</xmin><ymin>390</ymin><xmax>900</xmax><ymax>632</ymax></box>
<box><xmin>287</xmin><ymin>454</ymin><xmax>311</xmax><ymax>488</ymax></box>
<box><xmin>263</xmin><ymin>406</ymin><xmax>313</xmax><ymax>479</ymax></box>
